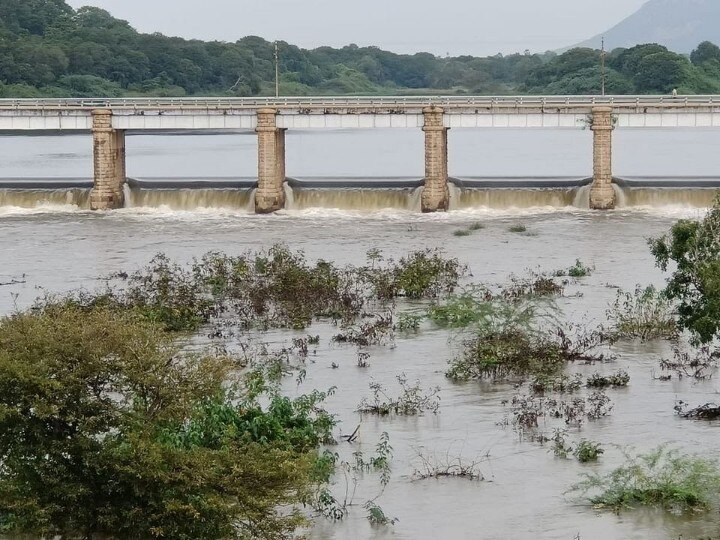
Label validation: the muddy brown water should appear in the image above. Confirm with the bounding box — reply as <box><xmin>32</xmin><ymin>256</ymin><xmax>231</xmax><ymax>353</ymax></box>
<box><xmin>0</xmin><ymin>130</ymin><xmax>719</xmax><ymax>539</ymax></box>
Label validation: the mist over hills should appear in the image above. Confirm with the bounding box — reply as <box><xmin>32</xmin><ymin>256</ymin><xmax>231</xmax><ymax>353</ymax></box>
<box><xmin>575</xmin><ymin>0</ymin><xmax>720</xmax><ymax>54</ymax></box>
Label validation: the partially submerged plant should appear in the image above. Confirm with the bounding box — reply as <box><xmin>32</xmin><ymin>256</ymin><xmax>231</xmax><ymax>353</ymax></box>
<box><xmin>357</xmin><ymin>375</ymin><xmax>440</xmax><ymax>416</ymax></box>
<box><xmin>447</xmin><ymin>324</ymin><xmax>606</xmax><ymax>382</ymax></box>
<box><xmin>674</xmin><ymin>401</ymin><xmax>720</xmax><ymax>420</ymax></box>
<box><xmin>412</xmin><ymin>451</ymin><xmax>485</xmax><ymax>481</ymax></box>
<box><xmin>606</xmin><ymin>285</ymin><xmax>677</xmax><ymax>340</ymax></box>
<box><xmin>508</xmin><ymin>224</ymin><xmax>528</xmax><ymax>233</ymax></box>
<box><xmin>586</xmin><ymin>370</ymin><xmax>630</xmax><ymax>389</ymax></box>
<box><xmin>569</xmin><ymin>260</ymin><xmax>593</xmax><ymax>278</ymax></box>
<box><xmin>572</xmin><ymin>447</ymin><xmax>720</xmax><ymax>512</ymax></box>
<box><xmin>333</xmin><ymin>313</ymin><xmax>394</xmax><ymax>347</ymax></box>
<box><xmin>660</xmin><ymin>344</ymin><xmax>719</xmax><ymax>379</ymax></box>
<box><xmin>574</xmin><ymin>440</ymin><xmax>604</xmax><ymax>463</ymax></box>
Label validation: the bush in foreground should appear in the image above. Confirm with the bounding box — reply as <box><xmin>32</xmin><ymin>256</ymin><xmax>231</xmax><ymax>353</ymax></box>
<box><xmin>0</xmin><ymin>304</ymin><xmax>333</xmax><ymax>539</ymax></box>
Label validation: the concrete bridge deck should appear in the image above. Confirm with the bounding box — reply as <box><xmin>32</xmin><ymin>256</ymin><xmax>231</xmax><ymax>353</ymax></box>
<box><xmin>1</xmin><ymin>95</ymin><xmax>719</xmax><ymax>212</ymax></box>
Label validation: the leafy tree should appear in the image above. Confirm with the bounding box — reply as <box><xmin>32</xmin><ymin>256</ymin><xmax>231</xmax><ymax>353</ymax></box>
<box><xmin>650</xmin><ymin>198</ymin><xmax>720</xmax><ymax>344</ymax></box>
<box><xmin>0</xmin><ymin>303</ymin><xmax>332</xmax><ymax>539</ymax></box>
<box><xmin>691</xmin><ymin>41</ymin><xmax>720</xmax><ymax>65</ymax></box>
<box><xmin>632</xmin><ymin>51</ymin><xmax>688</xmax><ymax>93</ymax></box>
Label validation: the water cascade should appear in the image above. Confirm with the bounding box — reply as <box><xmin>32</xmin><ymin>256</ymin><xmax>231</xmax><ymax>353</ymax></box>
<box><xmin>0</xmin><ymin>176</ymin><xmax>718</xmax><ymax>213</ymax></box>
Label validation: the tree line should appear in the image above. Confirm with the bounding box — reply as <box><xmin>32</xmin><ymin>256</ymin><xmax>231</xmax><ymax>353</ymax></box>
<box><xmin>3</xmin><ymin>0</ymin><xmax>720</xmax><ymax>97</ymax></box>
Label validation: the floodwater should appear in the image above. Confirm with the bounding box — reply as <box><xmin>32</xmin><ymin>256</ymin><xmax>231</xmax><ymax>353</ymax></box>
<box><xmin>0</xmin><ymin>128</ymin><xmax>719</xmax><ymax>539</ymax></box>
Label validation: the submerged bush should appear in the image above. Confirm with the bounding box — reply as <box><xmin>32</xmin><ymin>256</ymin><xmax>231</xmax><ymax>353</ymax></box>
<box><xmin>366</xmin><ymin>249</ymin><xmax>465</xmax><ymax>300</ymax></box>
<box><xmin>0</xmin><ymin>304</ymin><xmax>334</xmax><ymax>540</ymax></box>
<box><xmin>447</xmin><ymin>325</ymin><xmax>605</xmax><ymax>382</ymax></box>
<box><xmin>586</xmin><ymin>370</ymin><xmax>630</xmax><ymax>388</ymax></box>
<box><xmin>573</xmin><ymin>447</ymin><xmax>720</xmax><ymax>512</ymax></box>
<box><xmin>96</xmin><ymin>246</ymin><xmax>464</xmax><ymax>332</ymax></box>
<box><xmin>606</xmin><ymin>285</ymin><xmax>677</xmax><ymax>340</ymax></box>
<box><xmin>558</xmin><ymin>259</ymin><xmax>594</xmax><ymax>278</ymax></box>
<box><xmin>574</xmin><ymin>440</ymin><xmax>604</xmax><ymax>463</ymax></box>
<box><xmin>357</xmin><ymin>375</ymin><xmax>440</xmax><ymax>416</ymax></box>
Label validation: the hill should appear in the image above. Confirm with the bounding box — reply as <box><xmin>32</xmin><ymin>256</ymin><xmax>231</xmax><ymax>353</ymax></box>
<box><xmin>2</xmin><ymin>0</ymin><xmax>720</xmax><ymax>97</ymax></box>
<box><xmin>575</xmin><ymin>0</ymin><xmax>720</xmax><ymax>54</ymax></box>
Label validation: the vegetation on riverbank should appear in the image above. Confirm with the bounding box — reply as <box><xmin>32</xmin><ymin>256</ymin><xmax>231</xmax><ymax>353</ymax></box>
<box><xmin>4</xmin><ymin>1</ymin><xmax>720</xmax><ymax>97</ymax></box>
<box><xmin>0</xmin><ymin>304</ymin><xmax>334</xmax><ymax>539</ymax></box>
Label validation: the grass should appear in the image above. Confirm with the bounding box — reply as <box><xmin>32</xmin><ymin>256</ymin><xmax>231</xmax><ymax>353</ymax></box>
<box><xmin>508</xmin><ymin>224</ymin><xmax>528</xmax><ymax>233</ymax></box>
<box><xmin>572</xmin><ymin>447</ymin><xmax>720</xmax><ymax>512</ymax></box>
<box><xmin>453</xmin><ymin>222</ymin><xmax>485</xmax><ymax>237</ymax></box>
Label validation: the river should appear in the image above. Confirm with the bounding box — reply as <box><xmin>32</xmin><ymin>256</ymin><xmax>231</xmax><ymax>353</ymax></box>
<box><xmin>0</xmin><ymin>129</ymin><xmax>718</xmax><ymax>539</ymax></box>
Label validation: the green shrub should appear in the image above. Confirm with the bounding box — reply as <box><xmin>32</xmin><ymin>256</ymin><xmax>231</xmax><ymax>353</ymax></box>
<box><xmin>606</xmin><ymin>285</ymin><xmax>677</xmax><ymax>340</ymax></box>
<box><xmin>566</xmin><ymin>259</ymin><xmax>594</xmax><ymax>278</ymax></box>
<box><xmin>574</xmin><ymin>440</ymin><xmax>604</xmax><ymax>463</ymax></box>
<box><xmin>586</xmin><ymin>370</ymin><xmax>630</xmax><ymax>388</ymax></box>
<box><xmin>0</xmin><ymin>304</ymin><xmax>333</xmax><ymax>540</ymax></box>
<box><xmin>572</xmin><ymin>447</ymin><xmax>720</xmax><ymax>512</ymax></box>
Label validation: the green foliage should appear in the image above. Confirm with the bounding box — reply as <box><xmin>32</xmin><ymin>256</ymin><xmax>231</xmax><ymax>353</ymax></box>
<box><xmin>447</xmin><ymin>314</ymin><xmax>606</xmax><ymax>382</ymax></box>
<box><xmin>3</xmin><ymin>1</ymin><xmax>720</xmax><ymax>96</ymax></box>
<box><xmin>606</xmin><ymin>285</ymin><xmax>677</xmax><ymax>340</ymax></box>
<box><xmin>366</xmin><ymin>249</ymin><xmax>464</xmax><ymax>300</ymax></box>
<box><xmin>509</xmin><ymin>224</ymin><xmax>528</xmax><ymax>233</ymax></box>
<box><xmin>558</xmin><ymin>259</ymin><xmax>594</xmax><ymax>278</ymax></box>
<box><xmin>586</xmin><ymin>370</ymin><xmax>630</xmax><ymax>388</ymax></box>
<box><xmin>0</xmin><ymin>303</ymin><xmax>333</xmax><ymax>539</ymax></box>
<box><xmin>453</xmin><ymin>229</ymin><xmax>472</xmax><ymax>237</ymax></box>
<box><xmin>650</xmin><ymin>198</ymin><xmax>720</xmax><ymax>344</ymax></box>
<box><xmin>573</xmin><ymin>448</ymin><xmax>720</xmax><ymax>512</ymax></box>
<box><xmin>574</xmin><ymin>440</ymin><xmax>604</xmax><ymax>463</ymax></box>
<box><xmin>396</xmin><ymin>312</ymin><xmax>423</xmax><ymax>332</ymax></box>
<box><xmin>447</xmin><ymin>327</ymin><xmax>569</xmax><ymax>381</ymax></box>
<box><xmin>429</xmin><ymin>288</ymin><xmax>544</xmax><ymax>332</ymax></box>
<box><xmin>691</xmin><ymin>41</ymin><xmax>720</xmax><ymax>66</ymax></box>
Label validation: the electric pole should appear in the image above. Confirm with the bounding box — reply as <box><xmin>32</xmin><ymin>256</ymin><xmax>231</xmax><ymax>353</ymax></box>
<box><xmin>274</xmin><ymin>41</ymin><xmax>280</xmax><ymax>98</ymax></box>
<box><xmin>600</xmin><ymin>36</ymin><xmax>606</xmax><ymax>97</ymax></box>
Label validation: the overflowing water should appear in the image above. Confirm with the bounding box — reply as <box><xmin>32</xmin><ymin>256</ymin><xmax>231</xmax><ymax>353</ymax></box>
<box><xmin>1</xmin><ymin>129</ymin><xmax>720</xmax><ymax>539</ymax></box>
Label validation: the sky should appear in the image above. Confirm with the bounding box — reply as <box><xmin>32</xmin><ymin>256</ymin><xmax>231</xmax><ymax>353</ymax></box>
<box><xmin>65</xmin><ymin>0</ymin><xmax>648</xmax><ymax>56</ymax></box>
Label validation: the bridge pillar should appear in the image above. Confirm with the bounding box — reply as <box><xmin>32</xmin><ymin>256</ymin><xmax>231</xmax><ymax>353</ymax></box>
<box><xmin>589</xmin><ymin>106</ymin><xmax>615</xmax><ymax>210</ymax></box>
<box><xmin>90</xmin><ymin>110</ymin><xmax>126</xmax><ymax>210</ymax></box>
<box><xmin>421</xmin><ymin>106</ymin><xmax>449</xmax><ymax>212</ymax></box>
<box><xmin>256</xmin><ymin>108</ymin><xmax>286</xmax><ymax>214</ymax></box>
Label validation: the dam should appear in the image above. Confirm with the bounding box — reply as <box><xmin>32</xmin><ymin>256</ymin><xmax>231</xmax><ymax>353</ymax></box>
<box><xmin>2</xmin><ymin>95</ymin><xmax>720</xmax><ymax>213</ymax></box>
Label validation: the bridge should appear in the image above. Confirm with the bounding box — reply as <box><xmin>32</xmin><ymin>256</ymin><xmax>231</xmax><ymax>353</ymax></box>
<box><xmin>2</xmin><ymin>95</ymin><xmax>720</xmax><ymax>212</ymax></box>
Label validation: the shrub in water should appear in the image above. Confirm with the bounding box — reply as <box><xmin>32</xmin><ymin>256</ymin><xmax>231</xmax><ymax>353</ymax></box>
<box><xmin>606</xmin><ymin>285</ymin><xmax>677</xmax><ymax>340</ymax></box>
<box><xmin>572</xmin><ymin>447</ymin><xmax>720</xmax><ymax>512</ymax></box>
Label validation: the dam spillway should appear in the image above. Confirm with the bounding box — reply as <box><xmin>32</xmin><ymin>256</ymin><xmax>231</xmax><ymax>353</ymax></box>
<box><xmin>0</xmin><ymin>176</ymin><xmax>718</xmax><ymax>214</ymax></box>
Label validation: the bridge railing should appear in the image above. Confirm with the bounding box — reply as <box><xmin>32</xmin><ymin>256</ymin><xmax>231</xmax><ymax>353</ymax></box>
<box><xmin>0</xmin><ymin>95</ymin><xmax>719</xmax><ymax>111</ymax></box>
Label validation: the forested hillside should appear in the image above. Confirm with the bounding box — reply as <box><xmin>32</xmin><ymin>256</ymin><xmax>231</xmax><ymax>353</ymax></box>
<box><xmin>3</xmin><ymin>0</ymin><xmax>720</xmax><ymax>97</ymax></box>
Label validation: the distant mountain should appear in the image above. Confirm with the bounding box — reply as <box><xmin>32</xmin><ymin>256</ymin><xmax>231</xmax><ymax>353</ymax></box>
<box><xmin>574</xmin><ymin>0</ymin><xmax>720</xmax><ymax>54</ymax></box>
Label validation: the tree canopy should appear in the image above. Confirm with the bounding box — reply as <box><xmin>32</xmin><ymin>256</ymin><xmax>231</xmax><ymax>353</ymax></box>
<box><xmin>1</xmin><ymin>1</ymin><xmax>720</xmax><ymax>97</ymax></box>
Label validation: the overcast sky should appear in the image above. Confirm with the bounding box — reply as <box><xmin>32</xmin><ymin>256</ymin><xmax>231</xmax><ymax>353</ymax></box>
<box><xmin>65</xmin><ymin>0</ymin><xmax>648</xmax><ymax>56</ymax></box>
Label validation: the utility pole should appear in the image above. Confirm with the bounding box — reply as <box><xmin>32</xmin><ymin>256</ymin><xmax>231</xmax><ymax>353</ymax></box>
<box><xmin>600</xmin><ymin>36</ymin><xmax>606</xmax><ymax>97</ymax></box>
<box><xmin>274</xmin><ymin>41</ymin><xmax>280</xmax><ymax>98</ymax></box>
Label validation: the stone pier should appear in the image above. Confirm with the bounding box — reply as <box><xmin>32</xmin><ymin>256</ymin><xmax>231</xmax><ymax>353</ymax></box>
<box><xmin>589</xmin><ymin>106</ymin><xmax>615</xmax><ymax>210</ymax></box>
<box><xmin>421</xmin><ymin>106</ymin><xmax>450</xmax><ymax>212</ymax></box>
<box><xmin>90</xmin><ymin>110</ymin><xmax>126</xmax><ymax>210</ymax></box>
<box><xmin>255</xmin><ymin>108</ymin><xmax>286</xmax><ymax>213</ymax></box>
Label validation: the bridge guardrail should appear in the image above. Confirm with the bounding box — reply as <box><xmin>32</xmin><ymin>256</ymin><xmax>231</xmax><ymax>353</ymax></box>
<box><xmin>0</xmin><ymin>95</ymin><xmax>718</xmax><ymax>111</ymax></box>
